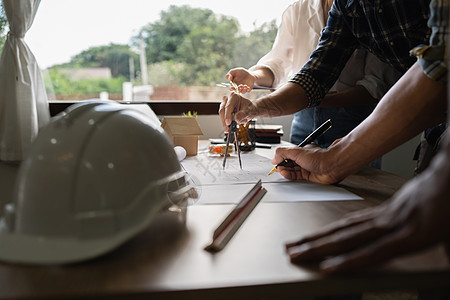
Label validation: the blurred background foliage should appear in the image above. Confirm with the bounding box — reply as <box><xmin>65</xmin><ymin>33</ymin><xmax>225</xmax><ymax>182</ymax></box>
<box><xmin>0</xmin><ymin>2</ymin><xmax>8</xmax><ymax>50</ymax></box>
<box><xmin>0</xmin><ymin>4</ymin><xmax>278</xmax><ymax>97</ymax></box>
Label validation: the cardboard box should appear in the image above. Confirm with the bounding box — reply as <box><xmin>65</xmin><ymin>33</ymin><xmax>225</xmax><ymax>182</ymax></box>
<box><xmin>161</xmin><ymin>116</ymin><xmax>203</xmax><ymax>156</ymax></box>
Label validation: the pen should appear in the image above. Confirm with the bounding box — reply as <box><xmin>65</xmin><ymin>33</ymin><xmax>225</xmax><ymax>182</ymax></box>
<box><xmin>268</xmin><ymin>119</ymin><xmax>332</xmax><ymax>175</ymax></box>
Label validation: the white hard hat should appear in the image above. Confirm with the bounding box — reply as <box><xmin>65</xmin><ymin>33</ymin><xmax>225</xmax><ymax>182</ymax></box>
<box><xmin>0</xmin><ymin>101</ymin><xmax>197</xmax><ymax>265</ymax></box>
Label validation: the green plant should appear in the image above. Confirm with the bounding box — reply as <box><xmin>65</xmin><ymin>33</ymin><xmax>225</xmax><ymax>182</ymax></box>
<box><xmin>45</xmin><ymin>68</ymin><xmax>126</xmax><ymax>96</ymax></box>
<box><xmin>182</xmin><ymin>111</ymin><xmax>197</xmax><ymax>118</ymax></box>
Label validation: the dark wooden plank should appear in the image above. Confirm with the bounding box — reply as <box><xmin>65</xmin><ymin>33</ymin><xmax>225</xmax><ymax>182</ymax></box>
<box><xmin>49</xmin><ymin>101</ymin><xmax>221</xmax><ymax>116</ymax></box>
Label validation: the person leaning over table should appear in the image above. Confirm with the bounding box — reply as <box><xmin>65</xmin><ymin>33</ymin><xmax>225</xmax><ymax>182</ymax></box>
<box><xmin>219</xmin><ymin>0</ymin><xmax>445</xmax><ymax>185</ymax></box>
<box><xmin>285</xmin><ymin>0</ymin><xmax>449</xmax><ymax>280</ymax></box>
<box><xmin>226</xmin><ymin>0</ymin><xmax>402</xmax><ymax>170</ymax></box>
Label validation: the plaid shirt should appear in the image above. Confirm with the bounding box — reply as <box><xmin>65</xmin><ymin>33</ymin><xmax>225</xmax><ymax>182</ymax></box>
<box><xmin>411</xmin><ymin>0</ymin><xmax>449</xmax><ymax>83</ymax></box>
<box><xmin>290</xmin><ymin>0</ymin><xmax>432</xmax><ymax>107</ymax></box>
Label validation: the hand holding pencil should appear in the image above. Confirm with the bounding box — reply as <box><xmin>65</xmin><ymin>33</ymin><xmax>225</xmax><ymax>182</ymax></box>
<box><xmin>269</xmin><ymin>119</ymin><xmax>332</xmax><ymax>175</ymax></box>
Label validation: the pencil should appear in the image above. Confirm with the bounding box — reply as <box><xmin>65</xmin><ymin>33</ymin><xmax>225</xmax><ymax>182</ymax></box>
<box><xmin>268</xmin><ymin>119</ymin><xmax>332</xmax><ymax>175</ymax></box>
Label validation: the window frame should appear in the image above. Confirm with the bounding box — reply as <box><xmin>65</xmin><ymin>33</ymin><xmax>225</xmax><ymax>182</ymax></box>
<box><xmin>49</xmin><ymin>101</ymin><xmax>220</xmax><ymax>117</ymax></box>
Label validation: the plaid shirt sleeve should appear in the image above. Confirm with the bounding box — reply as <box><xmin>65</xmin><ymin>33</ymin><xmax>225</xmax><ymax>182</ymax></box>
<box><xmin>410</xmin><ymin>0</ymin><xmax>448</xmax><ymax>83</ymax></box>
<box><xmin>289</xmin><ymin>1</ymin><xmax>359</xmax><ymax>108</ymax></box>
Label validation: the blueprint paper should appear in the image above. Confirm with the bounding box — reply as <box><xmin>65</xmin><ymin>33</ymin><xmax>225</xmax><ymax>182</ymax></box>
<box><xmin>181</xmin><ymin>152</ymin><xmax>362</xmax><ymax>204</ymax></box>
<box><xmin>181</xmin><ymin>151</ymin><xmax>285</xmax><ymax>185</ymax></box>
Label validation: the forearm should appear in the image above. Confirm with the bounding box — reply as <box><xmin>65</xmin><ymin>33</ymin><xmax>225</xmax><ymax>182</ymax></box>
<box><xmin>326</xmin><ymin>63</ymin><xmax>447</xmax><ymax>177</ymax></box>
<box><xmin>249</xmin><ymin>66</ymin><xmax>275</xmax><ymax>88</ymax></box>
<box><xmin>319</xmin><ymin>85</ymin><xmax>378</xmax><ymax>107</ymax></box>
<box><xmin>252</xmin><ymin>82</ymin><xmax>309</xmax><ymax>118</ymax></box>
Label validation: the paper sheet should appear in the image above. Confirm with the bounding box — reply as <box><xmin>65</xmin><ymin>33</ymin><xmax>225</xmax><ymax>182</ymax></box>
<box><xmin>181</xmin><ymin>151</ymin><xmax>286</xmax><ymax>185</ymax></box>
<box><xmin>194</xmin><ymin>182</ymin><xmax>361</xmax><ymax>205</ymax></box>
<box><xmin>181</xmin><ymin>151</ymin><xmax>362</xmax><ymax>204</ymax></box>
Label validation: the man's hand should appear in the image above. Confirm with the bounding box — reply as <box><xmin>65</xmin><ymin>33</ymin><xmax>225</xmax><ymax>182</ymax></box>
<box><xmin>284</xmin><ymin>151</ymin><xmax>450</xmax><ymax>274</ymax></box>
<box><xmin>226</xmin><ymin>68</ymin><xmax>255</xmax><ymax>94</ymax></box>
<box><xmin>272</xmin><ymin>143</ymin><xmax>347</xmax><ymax>185</ymax></box>
<box><xmin>219</xmin><ymin>92</ymin><xmax>259</xmax><ymax>129</ymax></box>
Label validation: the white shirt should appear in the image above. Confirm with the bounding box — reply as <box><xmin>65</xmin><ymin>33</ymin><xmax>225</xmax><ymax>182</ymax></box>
<box><xmin>251</xmin><ymin>0</ymin><xmax>402</xmax><ymax>100</ymax></box>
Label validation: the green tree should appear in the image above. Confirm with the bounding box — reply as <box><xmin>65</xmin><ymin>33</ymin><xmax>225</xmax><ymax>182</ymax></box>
<box><xmin>135</xmin><ymin>5</ymin><xmax>239</xmax><ymax>86</ymax></box>
<box><xmin>135</xmin><ymin>5</ymin><xmax>278</xmax><ymax>87</ymax></box>
<box><xmin>231</xmin><ymin>20</ymin><xmax>278</xmax><ymax>69</ymax></box>
<box><xmin>175</xmin><ymin>15</ymin><xmax>239</xmax><ymax>85</ymax></box>
<box><xmin>0</xmin><ymin>2</ymin><xmax>8</xmax><ymax>50</ymax></box>
<box><xmin>137</xmin><ymin>5</ymin><xmax>230</xmax><ymax>64</ymax></box>
<box><xmin>54</xmin><ymin>43</ymin><xmax>139</xmax><ymax>79</ymax></box>
<box><xmin>147</xmin><ymin>61</ymin><xmax>186</xmax><ymax>86</ymax></box>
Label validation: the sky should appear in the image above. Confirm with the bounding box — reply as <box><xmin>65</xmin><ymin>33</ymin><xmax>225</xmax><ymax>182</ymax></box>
<box><xmin>26</xmin><ymin>0</ymin><xmax>296</xmax><ymax>69</ymax></box>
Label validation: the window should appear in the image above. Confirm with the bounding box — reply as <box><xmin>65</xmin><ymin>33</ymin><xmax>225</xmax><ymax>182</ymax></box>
<box><xmin>25</xmin><ymin>0</ymin><xmax>294</xmax><ymax>102</ymax></box>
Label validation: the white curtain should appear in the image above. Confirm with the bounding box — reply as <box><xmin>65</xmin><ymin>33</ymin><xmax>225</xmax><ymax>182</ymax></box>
<box><xmin>0</xmin><ymin>0</ymin><xmax>49</xmax><ymax>162</ymax></box>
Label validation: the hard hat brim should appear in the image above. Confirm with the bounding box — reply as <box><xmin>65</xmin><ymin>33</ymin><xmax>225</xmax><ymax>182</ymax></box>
<box><xmin>0</xmin><ymin>218</ymin><xmax>143</xmax><ymax>265</ymax></box>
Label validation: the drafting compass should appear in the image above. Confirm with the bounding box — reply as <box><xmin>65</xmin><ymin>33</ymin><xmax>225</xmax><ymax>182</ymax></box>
<box><xmin>222</xmin><ymin>111</ymin><xmax>242</xmax><ymax>169</ymax></box>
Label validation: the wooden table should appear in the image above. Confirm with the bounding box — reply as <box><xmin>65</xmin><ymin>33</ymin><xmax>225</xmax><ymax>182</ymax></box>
<box><xmin>0</xmin><ymin>146</ymin><xmax>449</xmax><ymax>300</ymax></box>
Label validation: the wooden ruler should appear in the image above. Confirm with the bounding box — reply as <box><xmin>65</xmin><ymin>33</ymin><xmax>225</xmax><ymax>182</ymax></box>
<box><xmin>205</xmin><ymin>180</ymin><xmax>267</xmax><ymax>252</ymax></box>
